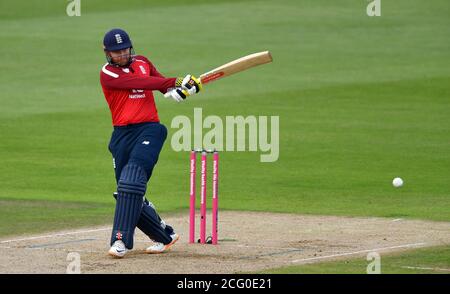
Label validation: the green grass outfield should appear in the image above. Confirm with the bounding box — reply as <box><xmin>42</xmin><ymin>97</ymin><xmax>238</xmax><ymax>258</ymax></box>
<box><xmin>0</xmin><ymin>0</ymin><xmax>449</xmax><ymax>272</ymax></box>
<box><xmin>255</xmin><ymin>246</ymin><xmax>450</xmax><ymax>274</ymax></box>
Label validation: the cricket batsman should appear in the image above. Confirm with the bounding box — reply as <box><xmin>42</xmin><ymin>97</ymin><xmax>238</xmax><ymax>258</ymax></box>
<box><xmin>99</xmin><ymin>28</ymin><xmax>202</xmax><ymax>258</ymax></box>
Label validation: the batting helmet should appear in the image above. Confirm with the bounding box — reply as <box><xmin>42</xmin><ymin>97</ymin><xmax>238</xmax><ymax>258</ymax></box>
<box><xmin>103</xmin><ymin>28</ymin><xmax>133</xmax><ymax>52</ymax></box>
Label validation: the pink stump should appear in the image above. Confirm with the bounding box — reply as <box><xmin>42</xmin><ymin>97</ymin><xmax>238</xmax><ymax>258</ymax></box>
<box><xmin>189</xmin><ymin>151</ymin><xmax>196</xmax><ymax>244</ymax></box>
<box><xmin>200</xmin><ymin>151</ymin><xmax>207</xmax><ymax>244</ymax></box>
<box><xmin>212</xmin><ymin>151</ymin><xmax>219</xmax><ymax>245</ymax></box>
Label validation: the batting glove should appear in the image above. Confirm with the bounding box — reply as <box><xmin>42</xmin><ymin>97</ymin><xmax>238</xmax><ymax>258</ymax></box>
<box><xmin>165</xmin><ymin>87</ymin><xmax>189</xmax><ymax>102</ymax></box>
<box><xmin>176</xmin><ymin>74</ymin><xmax>202</xmax><ymax>96</ymax></box>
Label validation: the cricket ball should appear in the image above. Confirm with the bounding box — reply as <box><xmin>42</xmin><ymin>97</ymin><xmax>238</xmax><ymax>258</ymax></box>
<box><xmin>392</xmin><ymin>177</ymin><xmax>403</xmax><ymax>188</ymax></box>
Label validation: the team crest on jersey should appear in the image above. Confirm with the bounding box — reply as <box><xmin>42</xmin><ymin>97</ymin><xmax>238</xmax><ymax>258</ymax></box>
<box><xmin>122</xmin><ymin>68</ymin><xmax>130</xmax><ymax>73</ymax></box>
<box><xmin>139</xmin><ymin>65</ymin><xmax>147</xmax><ymax>74</ymax></box>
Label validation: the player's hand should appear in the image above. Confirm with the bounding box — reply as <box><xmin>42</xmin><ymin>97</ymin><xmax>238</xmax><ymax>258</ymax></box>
<box><xmin>176</xmin><ymin>74</ymin><xmax>202</xmax><ymax>95</ymax></box>
<box><xmin>165</xmin><ymin>88</ymin><xmax>189</xmax><ymax>102</ymax></box>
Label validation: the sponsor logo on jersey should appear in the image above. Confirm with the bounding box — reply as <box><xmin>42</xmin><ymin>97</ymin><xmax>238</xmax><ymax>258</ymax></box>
<box><xmin>129</xmin><ymin>89</ymin><xmax>146</xmax><ymax>99</ymax></box>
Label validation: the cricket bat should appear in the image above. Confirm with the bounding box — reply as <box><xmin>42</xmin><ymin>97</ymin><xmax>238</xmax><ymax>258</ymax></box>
<box><xmin>164</xmin><ymin>51</ymin><xmax>272</xmax><ymax>97</ymax></box>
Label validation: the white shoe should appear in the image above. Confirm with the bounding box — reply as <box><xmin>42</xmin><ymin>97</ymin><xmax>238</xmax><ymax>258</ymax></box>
<box><xmin>108</xmin><ymin>240</ymin><xmax>128</xmax><ymax>258</ymax></box>
<box><xmin>145</xmin><ymin>234</ymin><xmax>179</xmax><ymax>254</ymax></box>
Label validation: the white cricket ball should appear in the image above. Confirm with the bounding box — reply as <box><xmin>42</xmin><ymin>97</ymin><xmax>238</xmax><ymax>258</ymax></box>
<box><xmin>392</xmin><ymin>177</ymin><xmax>403</xmax><ymax>188</ymax></box>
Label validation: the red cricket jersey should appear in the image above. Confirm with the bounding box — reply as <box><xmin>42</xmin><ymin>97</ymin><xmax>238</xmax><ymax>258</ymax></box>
<box><xmin>100</xmin><ymin>55</ymin><xmax>176</xmax><ymax>126</ymax></box>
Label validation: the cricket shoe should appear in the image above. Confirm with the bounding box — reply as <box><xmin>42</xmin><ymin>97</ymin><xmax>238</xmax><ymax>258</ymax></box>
<box><xmin>145</xmin><ymin>233</ymin><xmax>179</xmax><ymax>254</ymax></box>
<box><xmin>108</xmin><ymin>240</ymin><xmax>128</xmax><ymax>258</ymax></box>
